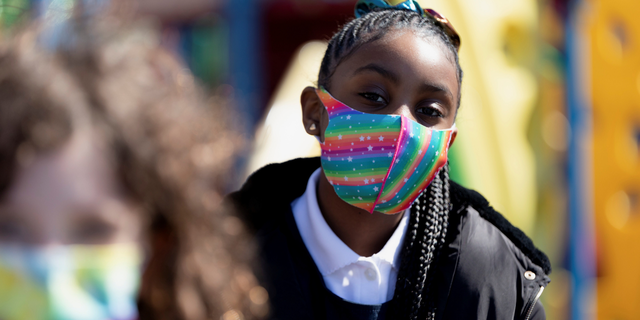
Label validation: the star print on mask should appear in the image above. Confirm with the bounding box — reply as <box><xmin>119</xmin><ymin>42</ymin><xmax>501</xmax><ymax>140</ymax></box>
<box><xmin>316</xmin><ymin>87</ymin><xmax>455</xmax><ymax>214</ymax></box>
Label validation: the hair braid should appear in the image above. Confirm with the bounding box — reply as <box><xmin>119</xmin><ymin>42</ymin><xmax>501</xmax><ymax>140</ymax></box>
<box><xmin>389</xmin><ymin>164</ymin><xmax>451</xmax><ymax>320</ymax></box>
<box><xmin>318</xmin><ymin>9</ymin><xmax>463</xmax><ymax>105</ymax></box>
<box><xmin>422</xmin><ymin>164</ymin><xmax>451</xmax><ymax>320</ymax></box>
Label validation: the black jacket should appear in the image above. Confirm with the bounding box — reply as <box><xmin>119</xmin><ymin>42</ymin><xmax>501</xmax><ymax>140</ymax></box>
<box><xmin>229</xmin><ymin>158</ymin><xmax>551</xmax><ymax>320</ymax></box>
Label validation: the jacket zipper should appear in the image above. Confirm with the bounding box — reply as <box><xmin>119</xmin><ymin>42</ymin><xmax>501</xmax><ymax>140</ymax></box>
<box><xmin>524</xmin><ymin>286</ymin><xmax>545</xmax><ymax>320</ymax></box>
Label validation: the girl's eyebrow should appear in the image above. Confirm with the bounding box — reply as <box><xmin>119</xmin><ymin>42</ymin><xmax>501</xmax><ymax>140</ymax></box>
<box><xmin>419</xmin><ymin>82</ymin><xmax>453</xmax><ymax>100</ymax></box>
<box><xmin>352</xmin><ymin>63</ymin><xmax>399</xmax><ymax>84</ymax></box>
<box><xmin>353</xmin><ymin>63</ymin><xmax>454</xmax><ymax>102</ymax></box>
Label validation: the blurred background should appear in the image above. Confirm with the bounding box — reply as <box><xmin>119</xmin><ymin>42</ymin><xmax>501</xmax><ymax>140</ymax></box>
<box><xmin>1</xmin><ymin>0</ymin><xmax>639</xmax><ymax>319</ymax></box>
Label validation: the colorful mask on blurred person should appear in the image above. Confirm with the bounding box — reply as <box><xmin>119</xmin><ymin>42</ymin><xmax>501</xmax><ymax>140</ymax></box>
<box><xmin>0</xmin><ymin>244</ymin><xmax>143</xmax><ymax>320</ymax></box>
<box><xmin>316</xmin><ymin>87</ymin><xmax>455</xmax><ymax>214</ymax></box>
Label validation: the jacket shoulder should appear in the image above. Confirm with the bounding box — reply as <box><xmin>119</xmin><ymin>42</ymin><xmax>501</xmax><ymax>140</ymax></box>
<box><xmin>438</xmin><ymin>182</ymin><xmax>550</xmax><ymax>319</ymax></box>
<box><xmin>449</xmin><ymin>181</ymin><xmax>551</xmax><ymax>275</ymax></box>
<box><xmin>227</xmin><ymin>157</ymin><xmax>321</xmax><ymax>231</ymax></box>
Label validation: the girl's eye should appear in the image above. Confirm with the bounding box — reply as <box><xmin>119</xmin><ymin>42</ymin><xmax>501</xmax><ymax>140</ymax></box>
<box><xmin>359</xmin><ymin>92</ymin><xmax>387</xmax><ymax>103</ymax></box>
<box><xmin>70</xmin><ymin>215</ymin><xmax>118</xmax><ymax>244</ymax></box>
<box><xmin>417</xmin><ymin>106</ymin><xmax>444</xmax><ymax>118</ymax></box>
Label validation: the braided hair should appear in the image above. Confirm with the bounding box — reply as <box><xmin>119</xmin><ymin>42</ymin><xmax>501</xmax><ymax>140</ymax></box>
<box><xmin>318</xmin><ymin>8</ymin><xmax>463</xmax><ymax>107</ymax></box>
<box><xmin>317</xmin><ymin>8</ymin><xmax>461</xmax><ymax>320</ymax></box>
<box><xmin>395</xmin><ymin>164</ymin><xmax>451</xmax><ymax>320</ymax></box>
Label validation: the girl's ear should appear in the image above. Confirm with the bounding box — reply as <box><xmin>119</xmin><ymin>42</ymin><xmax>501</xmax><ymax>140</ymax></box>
<box><xmin>300</xmin><ymin>86</ymin><xmax>325</xmax><ymax>141</ymax></box>
<box><xmin>449</xmin><ymin>125</ymin><xmax>458</xmax><ymax>146</ymax></box>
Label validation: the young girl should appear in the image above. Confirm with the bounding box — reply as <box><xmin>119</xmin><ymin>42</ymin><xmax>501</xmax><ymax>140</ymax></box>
<box><xmin>0</xmin><ymin>16</ymin><xmax>265</xmax><ymax>320</ymax></box>
<box><xmin>230</xmin><ymin>1</ymin><xmax>551</xmax><ymax>319</ymax></box>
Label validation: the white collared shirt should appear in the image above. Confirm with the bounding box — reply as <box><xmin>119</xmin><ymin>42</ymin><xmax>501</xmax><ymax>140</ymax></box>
<box><xmin>291</xmin><ymin>168</ymin><xmax>409</xmax><ymax>305</ymax></box>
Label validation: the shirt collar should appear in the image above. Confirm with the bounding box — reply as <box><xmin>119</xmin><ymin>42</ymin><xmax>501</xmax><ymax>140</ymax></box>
<box><xmin>374</xmin><ymin>206</ymin><xmax>409</xmax><ymax>269</ymax></box>
<box><xmin>292</xmin><ymin>168</ymin><xmax>409</xmax><ymax>276</ymax></box>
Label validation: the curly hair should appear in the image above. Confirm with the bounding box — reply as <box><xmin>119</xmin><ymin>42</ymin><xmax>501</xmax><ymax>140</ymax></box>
<box><xmin>0</xmin><ymin>16</ymin><xmax>266</xmax><ymax>320</ymax></box>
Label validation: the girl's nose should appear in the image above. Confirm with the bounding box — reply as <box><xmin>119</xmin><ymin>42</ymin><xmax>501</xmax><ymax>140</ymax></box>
<box><xmin>390</xmin><ymin>103</ymin><xmax>416</xmax><ymax>122</ymax></box>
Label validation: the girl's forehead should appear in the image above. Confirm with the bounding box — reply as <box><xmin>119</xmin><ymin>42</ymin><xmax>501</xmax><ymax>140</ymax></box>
<box><xmin>334</xmin><ymin>31</ymin><xmax>458</xmax><ymax>91</ymax></box>
<box><xmin>354</xmin><ymin>30</ymin><xmax>451</xmax><ymax>66</ymax></box>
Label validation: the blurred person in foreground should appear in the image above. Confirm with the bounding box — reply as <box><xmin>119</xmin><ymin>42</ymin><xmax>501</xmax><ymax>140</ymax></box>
<box><xmin>0</xmin><ymin>12</ymin><xmax>266</xmax><ymax>320</ymax></box>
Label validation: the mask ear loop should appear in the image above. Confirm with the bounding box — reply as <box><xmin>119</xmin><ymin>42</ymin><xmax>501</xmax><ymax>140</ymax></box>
<box><xmin>314</xmin><ymin>88</ymin><xmax>330</xmax><ymax>144</ymax></box>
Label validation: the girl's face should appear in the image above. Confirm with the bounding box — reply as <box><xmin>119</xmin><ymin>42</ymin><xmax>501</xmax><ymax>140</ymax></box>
<box><xmin>304</xmin><ymin>30</ymin><xmax>459</xmax><ymax>136</ymax></box>
<box><xmin>0</xmin><ymin>132</ymin><xmax>145</xmax><ymax>320</ymax></box>
<box><xmin>0</xmin><ymin>133</ymin><xmax>144</xmax><ymax>246</ymax></box>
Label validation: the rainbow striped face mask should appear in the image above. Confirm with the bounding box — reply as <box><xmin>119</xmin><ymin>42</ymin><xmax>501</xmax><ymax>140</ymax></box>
<box><xmin>316</xmin><ymin>87</ymin><xmax>456</xmax><ymax>214</ymax></box>
<box><xmin>0</xmin><ymin>244</ymin><xmax>143</xmax><ymax>320</ymax></box>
